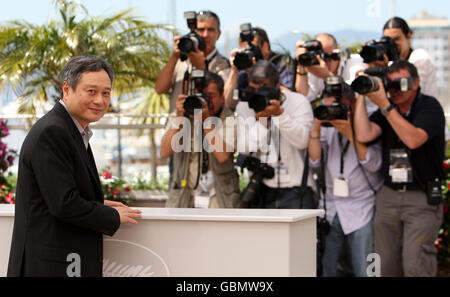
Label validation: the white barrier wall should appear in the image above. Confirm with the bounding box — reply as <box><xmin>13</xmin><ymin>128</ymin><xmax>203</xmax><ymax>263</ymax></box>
<box><xmin>0</xmin><ymin>205</ymin><xmax>324</xmax><ymax>277</ymax></box>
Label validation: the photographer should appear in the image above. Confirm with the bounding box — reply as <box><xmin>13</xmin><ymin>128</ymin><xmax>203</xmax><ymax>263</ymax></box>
<box><xmin>224</xmin><ymin>26</ymin><xmax>295</xmax><ymax>110</ymax></box>
<box><xmin>308</xmin><ymin>77</ymin><xmax>383</xmax><ymax>277</ymax></box>
<box><xmin>367</xmin><ymin>17</ymin><xmax>436</xmax><ymax>98</ymax></box>
<box><xmin>160</xmin><ymin>72</ymin><xmax>241</xmax><ymax>208</ymax></box>
<box><xmin>353</xmin><ymin>60</ymin><xmax>445</xmax><ymax>276</ymax></box>
<box><xmin>155</xmin><ymin>11</ymin><xmax>230</xmax><ymax>113</ymax></box>
<box><xmin>236</xmin><ymin>60</ymin><xmax>314</xmax><ymax>208</ymax></box>
<box><xmin>295</xmin><ymin>33</ymin><xmax>365</xmax><ymax>103</ymax></box>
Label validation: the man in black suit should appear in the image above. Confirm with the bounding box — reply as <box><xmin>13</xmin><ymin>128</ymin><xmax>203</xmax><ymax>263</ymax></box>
<box><xmin>7</xmin><ymin>55</ymin><xmax>142</xmax><ymax>277</ymax></box>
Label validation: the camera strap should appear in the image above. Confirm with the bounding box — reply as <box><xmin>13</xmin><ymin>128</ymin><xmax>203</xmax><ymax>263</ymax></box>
<box><xmin>338</xmin><ymin>134</ymin><xmax>351</xmax><ymax>175</ymax></box>
<box><xmin>204</xmin><ymin>50</ymin><xmax>218</xmax><ymax>71</ymax></box>
<box><xmin>182</xmin><ymin>70</ymin><xmax>190</xmax><ymax>95</ymax></box>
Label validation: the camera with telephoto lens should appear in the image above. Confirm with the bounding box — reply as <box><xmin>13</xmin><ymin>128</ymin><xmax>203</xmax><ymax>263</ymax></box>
<box><xmin>236</xmin><ymin>154</ymin><xmax>275</xmax><ymax>204</ymax></box>
<box><xmin>313</xmin><ymin>76</ymin><xmax>348</xmax><ymax>121</ymax></box>
<box><xmin>233</xmin><ymin>23</ymin><xmax>263</xmax><ymax>70</ymax></box>
<box><xmin>351</xmin><ymin>67</ymin><xmax>414</xmax><ymax>95</ymax></box>
<box><xmin>183</xmin><ymin>68</ymin><xmax>211</xmax><ymax>117</ymax></box>
<box><xmin>235</xmin><ymin>85</ymin><xmax>282</xmax><ymax>112</ymax></box>
<box><xmin>359</xmin><ymin>36</ymin><xmax>399</xmax><ymax>64</ymax></box>
<box><xmin>297</xmin><ymin>40</ymin><xmax>323</xmax><ymax>67</ymax></box>
<box><xmin>178</xmin><ymin>11</ymin><xmax>206</xmax><ymax>61</ymax></box>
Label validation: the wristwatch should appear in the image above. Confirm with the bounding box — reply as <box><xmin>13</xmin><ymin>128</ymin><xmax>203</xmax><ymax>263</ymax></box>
<box><xmin>381</xmin><ymin>104</ymin><xmax>395</xmax><ymax>116</ymax></box>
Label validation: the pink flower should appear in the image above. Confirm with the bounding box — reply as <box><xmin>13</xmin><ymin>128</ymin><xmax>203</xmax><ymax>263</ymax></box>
<box><xmin>5</xmin><ymin>192</ymin><xmax>14</xmax><ymax>204</ymax></box>
<box><xmin>102</xmin><ymin>171</ymin><xmax>112</xmax><ymax>179</ymax></box>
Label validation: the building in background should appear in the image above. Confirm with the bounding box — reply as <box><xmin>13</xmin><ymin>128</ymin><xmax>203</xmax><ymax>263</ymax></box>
<box><xmin>409</xmin><ymin>11</ymin><xmax>450</xmax><ymax>113</ymax></box>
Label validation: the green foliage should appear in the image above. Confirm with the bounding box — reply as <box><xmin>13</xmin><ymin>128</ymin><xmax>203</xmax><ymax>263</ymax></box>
<box><xmin>0</xmin><ymin>0</ymin><xmax>173</xmax><ymax>115</ymax></box>
<box><xmin>128</xmin><ymin>172</ymin><xmax>169</xmax><ymax>191</ymax></box>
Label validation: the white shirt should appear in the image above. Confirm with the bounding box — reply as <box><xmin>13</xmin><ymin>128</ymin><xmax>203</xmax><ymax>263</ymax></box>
<box><xmin>409</xmin><ymin>48</ymin><xmax>437</xmax><ymax>98</ymax></box>
<box><xmin>236</xmin><ymin>90</ymin><xmax>314</xmax><ymax>188</ymax></box>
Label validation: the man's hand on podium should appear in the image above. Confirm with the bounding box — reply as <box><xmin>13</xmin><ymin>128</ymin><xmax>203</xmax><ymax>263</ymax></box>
<box><xmin>105</xmin><ymin>200</ymin><xmax>142</xmax><ymax>224</ymax></box>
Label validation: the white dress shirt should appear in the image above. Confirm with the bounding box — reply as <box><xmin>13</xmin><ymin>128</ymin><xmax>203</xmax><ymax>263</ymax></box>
<box><xmin>310</xmin><ymin>127</ymin><xmax>384</xmax><ymax>235</ymax></box>
<box><xmin>236</xmin><ymin>90</ymin><xmax>314</xmax><ymax>188</ymax></box>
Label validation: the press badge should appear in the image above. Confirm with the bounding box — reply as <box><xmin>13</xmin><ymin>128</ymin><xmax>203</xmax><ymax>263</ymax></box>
<box><xmin>194</xmin><ymin>195</ymin><xmax>210</xmax><ymax>208</ymax></box>
<box><xmin>333</xmin><ymin>176</ymin><xmax>349</xmax><ymax>198</ymax></box>
<box><xmin>278</xmin><ymin>162</ymin><xmax>290</xmax><ymax>184</ymax></box>
<box><xmin>389</xmin><ymin>149</ymin><xmax>413</xmax><ymax>183</ymax></box>
<box><xmin>194</xmin><ymin>173</ymin><xmax>215</xmax><ymax>208</ymax></box>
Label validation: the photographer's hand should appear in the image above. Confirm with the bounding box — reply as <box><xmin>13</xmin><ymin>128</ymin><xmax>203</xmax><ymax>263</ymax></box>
<box><xmin>172</xmin><ymin>35</ymin><xmax>182</xmax><ymax>59</ymax></box>
<box><xmin>255</xmin><ymin>100</ymin><xmax>284</xmax><ymax>120</ymax></box>
<box><xmin>176</xmin><ymin>94</ymin><xmax>187</xmax><ymax>117</ymax></box>
<box><xmin>187</xmin><ymin>46</ymin><xmax>206</xmax><ymax>69</ymax></box>
<box><xmin>307</xmin><ymin>55</ymin><xmax>333</xmax><ymax>80</ymax></box>
<box><xmin>365</xmin><ymin>76</ymin><xmax>391</xmax><ymax>109</ymax></box>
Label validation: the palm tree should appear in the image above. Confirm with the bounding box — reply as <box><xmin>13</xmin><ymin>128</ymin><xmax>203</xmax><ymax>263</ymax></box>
<box><xmin>0</xmin><ymin>0</ymin><xmax>174</xmax><ymax>177</ymax></box>
<box><xmin>0</xmin><ymin>0</ymin><xmax>172</xmax><ymax>112</ymax></box>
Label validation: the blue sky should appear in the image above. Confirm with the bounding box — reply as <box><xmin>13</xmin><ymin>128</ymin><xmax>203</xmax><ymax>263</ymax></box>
<box><xmin>1</xmin><ymin>0</ymin><xmax>449</xmax><ymax>41</ymax></box>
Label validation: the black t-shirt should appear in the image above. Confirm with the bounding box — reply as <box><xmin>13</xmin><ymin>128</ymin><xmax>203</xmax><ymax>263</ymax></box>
<box><xmin>370</xmin><ymin>93</ymin><xmax>446</xmax><ymax>188</ymax></box>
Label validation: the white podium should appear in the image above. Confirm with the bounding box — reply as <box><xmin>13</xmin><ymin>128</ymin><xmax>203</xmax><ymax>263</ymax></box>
<box><xmin>0</xmin><ymin>205</ymin><xmax>324</xmax><ymax>277</ymax></box>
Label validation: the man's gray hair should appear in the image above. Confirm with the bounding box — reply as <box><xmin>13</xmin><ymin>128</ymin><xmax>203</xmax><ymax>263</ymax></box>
<box><xmin>248</xmin><ymin>60</ymin><xmax>279</xmax><ymax>87</ymax></box>
<box><xmin>61</xmin><ymin>55</ymin><xmax>114</xmax><ymax>92</ymax></box>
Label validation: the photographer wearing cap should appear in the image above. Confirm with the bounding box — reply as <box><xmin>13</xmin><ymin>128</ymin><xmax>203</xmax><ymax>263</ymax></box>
<box><xmin>236</xmin><ymin>60</ymin><xmax>314</xmax><ymax>208</ymax></box>
<box><xmin>155</xmin><ymin>11</ymin><xmax>230</xmax><ymax>113</ymax></box>
<box><xmin>224</xmin><ymin>26</ymin><xmax>295</xmax><ymax>111</ymax></box>
<box><xmin>353</xmin><ymin>60</ymin><xmax>445</xmax><ymax>277</ymax></box>
<box><xmin>308</xmin><ymin>77</ymin><xmax>383</xmax><ymax>277</ymax></box>
<box><xmin>160</xmin><ymin>72</ymin><xmax>241</xmax><ymax>209</ymax></box>
<box><xmin>295</xmin><ymin>33</ymin><xmax>365</xmax><ymax>103</ymax></box>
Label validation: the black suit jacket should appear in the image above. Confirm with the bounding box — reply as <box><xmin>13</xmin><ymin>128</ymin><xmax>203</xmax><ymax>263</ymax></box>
<box><xmin>7</xmin><ymin>102</ymin><xmax>120</xmax><ymax>277</ymax></box>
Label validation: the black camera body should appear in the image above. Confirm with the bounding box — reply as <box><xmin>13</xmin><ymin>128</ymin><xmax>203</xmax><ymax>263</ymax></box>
<box><xmin>351</xmin><ymin>67</ymin><xmax>414</xmax><ymax>95</ymax></box>
<box><xmin>178</xmin><ymin>11</ymin><xmax>206</xmax><ymax>61</ymax></box>
<box><xmin>313</xmin><ymin>76</ymin><xmax>348</xmax><ymax>121</ymax></box>
<box><xmin>297</xmin><ymin>40</ymin><xmax>323</xmax><ymax>67</ymax></box>
<box><xmin>236</xmin><ymin>154</ymin><xmax>275</xmax><ymax>204</ymax></box>
<box><xmin>359</xmin><ymin>36</ymin><xmax>399</xmax><ymax>64</ymax></box>
<box><xmin>234</xmin><ymin>23</ymin><xmax>263</xmax><ymax>70</ymax></box>
<box><xmin>238</xmin><ymin>85</ymin><xmax>282</xmax><ymax>112</ymax></box>
<box><xmin>183</xmin><ymin>68</ymin><xmax>211</xmax><ymax>116</ymax></box>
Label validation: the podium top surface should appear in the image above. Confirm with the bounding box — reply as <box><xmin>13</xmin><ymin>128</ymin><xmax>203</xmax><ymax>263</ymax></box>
<box><xmin>0</xmin><ymin>205</ymin><xmax>324</xmax><ymax>223</ymax></box>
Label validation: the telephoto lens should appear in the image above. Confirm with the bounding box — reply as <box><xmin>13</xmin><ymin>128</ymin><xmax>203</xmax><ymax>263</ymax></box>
<box><xmin>351</xmin><ymin>76</ymin><xmax>380</xmax><ymax>95</ymax></box>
